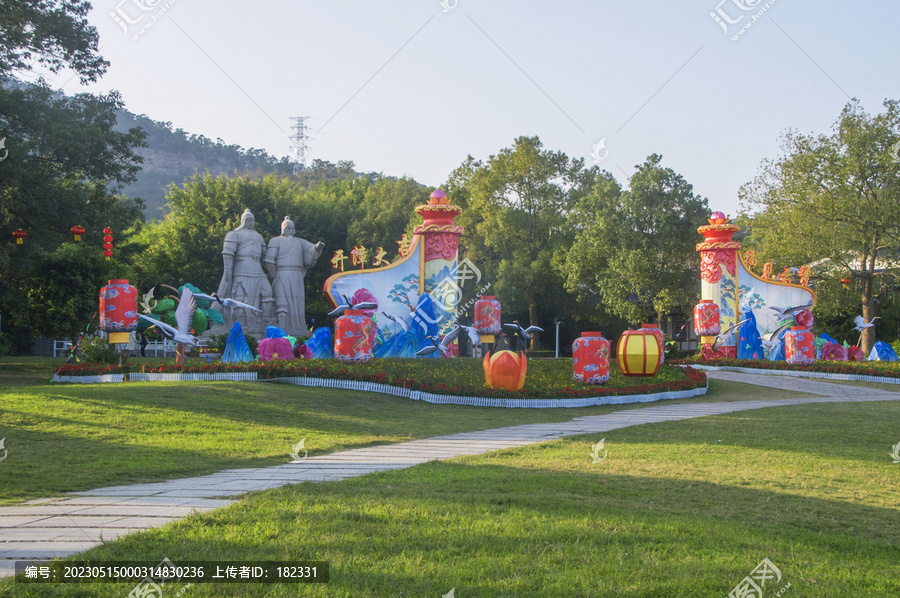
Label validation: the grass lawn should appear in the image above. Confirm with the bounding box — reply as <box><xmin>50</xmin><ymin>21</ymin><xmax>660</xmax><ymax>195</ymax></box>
<box><xmin>1</xmin><ymin>400</ymin><xmax>897</xmax><ymax>597</ymax></box>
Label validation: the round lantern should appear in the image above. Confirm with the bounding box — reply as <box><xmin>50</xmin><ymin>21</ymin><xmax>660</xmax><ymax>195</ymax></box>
<box><xmin>99</xmin><ymin>279</ymin><xmax>138</xmax><ymax>344</ymax></box>
<box><xmin>616</xmin><ymin>329</ymin><xmax>662</xmax><ymax>377</ymax></box>
<box><xmin>573</xmin><ymin>332</ymin><xmax>610</xmax><ymax>385</ymax></box>
<box><xmin>103</xmin><ymin>228</ymin><xmax>113</xmax><ymax>260</ymax></box>
<box><xmin>483</xmin><ymin>350</ymin><xmax>527</xmax><ymax>391</ymax></box>
<box><xmin>334</xmin><ymin>309</ymin><xmax>375</xmax><ymax>363</ymax></box>
<box><xmin>12</xmin><ymin>229</ymin><xmax>27</xmax><ymax>245</ymax></box>
<box><xmin>784</xmin><ymin>326</ymin><xmax>814</xmax><ymax>365</ymax></box>
<box><xmin>694</xmin><ymin>300</ymin><xmax>721</xmax><ymax>336</ymax></box>
<box><xmin>70</xmin><ymin>225</ymin><xmax>85</xmax><ymax>242</ymax></box>
<box><xmin>641</xmin><ymin>323</ymin><xmax>665</xmax><ymax>366</ymax></box>
<box><xmin>474</xmin><ymin>295</ymin><xmax>501</xmax><ymax>335</ymax></box>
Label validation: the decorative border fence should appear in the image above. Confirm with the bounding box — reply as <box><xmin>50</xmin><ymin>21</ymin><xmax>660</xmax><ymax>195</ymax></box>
<box><xmin>694</xmin><ymin>365</ymin><xmax>900</xmax><ymax>385</ymax></box>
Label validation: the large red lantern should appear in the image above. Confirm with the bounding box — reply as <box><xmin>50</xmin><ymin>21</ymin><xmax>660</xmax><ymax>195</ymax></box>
<box><xmin>573</xmin><ymin>332</ymin><xmax>610</xmax><ymax>385</ymax></box>
<box><xmin>641</xmin><ymin>323</ymin><xmax>665</xmax><ymax>366</ymax></box>
<box><xmin>694</xmin><ymin>300</ymin><xmax>721</xmax><ymax>336</ymax></box>
<box><xmin>474</xmin><ymin>295</ymin><xmax>501</xmax><ymax>335</ymax></box>
<box><xmin>70</xmin><ymin>225</ymin><xmax>86</xmax><ymax>242</ymax></box>
<box><xmin>334</xmin><ymin>310</ymin><xmax>376</xmax><ymax>363</ymax></box>
<box><xmin>99</xmin><ymin>279</ymin><xmax>138</xmax><ymax>344</ymax></box>
<box><xmin>483</xmin><ymin>350</ymin><xmax>527</xmax><ymax>391</ymax></box>
<box><xmin>616</xmin><ymin>329</ymin><xmax>662</xmax><ymax>377</ymax></box>
<box><xmin>784</xmin><ymin>327</ymin><xmax>814</xmax><ymax>365</ymax></box>
<box><xmin>12</xmin><ymin>229</ymin><xmax>27</xmax><ymax>245</ymax></box>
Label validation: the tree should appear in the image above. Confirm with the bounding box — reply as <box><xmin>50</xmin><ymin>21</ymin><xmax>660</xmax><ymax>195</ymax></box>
<box><xmin>740</xmin><ymin>100</ymin><xmax>900</xmax><ymax>354</ymax></box>
<box><xmin>0</xmin><ymin>0</ymin><xmax>146</xmax><ymax>348</ymax></box>
<box><xmin>562</xmin><ymin>154</ymin><xmax>710</xmax><ymax>327</ymax></box>
<box><xmin>447</xmin><ymin>136</ymin><xmax>590</xmax><ymax>348</ymax></box>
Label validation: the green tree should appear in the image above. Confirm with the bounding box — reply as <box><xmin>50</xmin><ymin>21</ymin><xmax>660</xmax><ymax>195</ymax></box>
<box><xmin>740</xmin><ymin>99</ymin><xmax>900</xmax><ymax>353</ymax></box>
<box><xmin>563</xmin><ymin>154</ymin><xmax>710</xmax><ymax>327</ymax></box>
<box><xmin>447</xmin><ymin>136</ymin><xmax>590</xmax><ymax>348</ymax></box>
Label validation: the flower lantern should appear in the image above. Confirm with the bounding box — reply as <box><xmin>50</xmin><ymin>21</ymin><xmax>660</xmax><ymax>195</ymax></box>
<box><xmin>103</xmin><ymin>227</ymin><xmax>113</xmax><ymax>260</ymax></box>
<box><xmin>99</xmin><ymin>279</ymin><xmax>138</xmax><ymax>344</ymax></box>
<box><xmin>821</xmin><ymin>341</ymin><xmax>847</xmax><ymax>361</ymax></box>
<box><xmin>483</xmin><ymin>350</ymin><xmax>527</xmax><ymax>391</ymax></box>
<box><xmin>694</xmin><ymin>300</ymin><xmax>721</xmax><ymax>336</ymax></box>
<box><xmin>258</xmin><ymin>337</ymin><xmax>293</xmax><ymax>361</ymax></box>
<box><xmin>334</xmin><ymin>309</ymin><xmax>375</xmax><ymax>363</ymax></box>
<box><xmin>616</xmin><ymin>328</ymin><xmax>661</xmax><ymax>377</ymax></box>
<box><xmin>573</xmin><ymin>332</ymin><xmax>610</xmax><ymax>385</ymax></box>
<box><xmin>12</xmin><ymin>229</ymin><xmax>26</xmax><ymax>245</ymax></box>
<box><xmin>641</xmin><ymin>323</ymin><xmax>665</xmax><ymax>366</ymax></box>
<box><xmin>474</xmin><ymin>295</ymin><xmax>501</xmax><ymax>335</ymax></box>
<box><xmin>784</xmin><ymin>327</ymin><xmax>814</xmax><ymax>364</ymax></box>
<box><xmin>70</xmin><ymin>225</ymin><xmax>85</xmax><ymax>242</ymax></box>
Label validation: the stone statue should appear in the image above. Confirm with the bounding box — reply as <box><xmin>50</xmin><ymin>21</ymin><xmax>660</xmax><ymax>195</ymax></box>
<box><xmin>264</xmin><ymin>216</ymin><xmax>325</xmax><ymax>336</ymax></box>
<box><xmin>217</xmin><ymin>209</ymin><xmax>274</xmax><ymax>336</ymax></box>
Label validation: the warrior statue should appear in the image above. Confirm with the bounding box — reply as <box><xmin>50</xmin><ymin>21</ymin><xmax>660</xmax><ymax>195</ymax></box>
<box><xmin>264</xmin><ymin>216</ymin><xmax>325</xmax><ymax>336</ymax></box>
<box><xmin>217</xmin><ymin>209</ymin><xmax>274</xmax><ymax>336</ymax></box>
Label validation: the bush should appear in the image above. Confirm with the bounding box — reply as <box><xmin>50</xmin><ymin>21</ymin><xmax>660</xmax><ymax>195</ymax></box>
<box><xmin>0</xmin><ymin>333</ymin><xmax>12</xmax><ymax>357</ymax></box>
<box><xmin>81</xmin><ymin>337</ymin><xmax>126</xmax><ymax>365</ymax></box>
<box><xmin>892</xmin><ymin>339</ymin><xmax>900</xmax><ymax>357</ymax></box>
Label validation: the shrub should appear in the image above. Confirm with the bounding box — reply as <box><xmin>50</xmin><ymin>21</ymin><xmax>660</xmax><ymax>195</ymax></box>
<box><xmin>81</xmin><ymin>337</ymin><xmax>126</xmax><ymax>365</ymax></box>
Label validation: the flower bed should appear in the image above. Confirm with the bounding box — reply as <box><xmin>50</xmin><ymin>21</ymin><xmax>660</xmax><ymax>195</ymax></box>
<box><xmin>53</xmin><ymin>359</ymin><xmax>708</xmax><ymax>403</ymax></box>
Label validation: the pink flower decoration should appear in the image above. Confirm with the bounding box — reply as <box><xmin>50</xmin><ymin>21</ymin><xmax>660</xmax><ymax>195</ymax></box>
<box><xmin>821</xmin><ymin>342</ymin><xmax>847</xmax><ymax>361</ymax></box>
<box><xmin>794</xmin><ymin>309</ymin><xmax>813</xmax><ymax>329</ymax></box>
<box><xmin>847</xmin><ymin>346</ymin><xmax>865</xmax><ymax>361</ymax></box>
<box><xmin>351</xmin><ymin>288</ymin><xmax>378</xmax><ymax>316</ymax></box>
<box><xmin>258</xmin><ymin>337</ymin><xmax>293</xmax><ymax>361</ymax></box>
<box><xmin>293</xmin><ymin>343</ymin><xmax>313</xmax><ymax>359</ymax></box>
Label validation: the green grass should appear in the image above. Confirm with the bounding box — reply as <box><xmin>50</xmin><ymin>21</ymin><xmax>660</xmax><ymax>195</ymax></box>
<box><xmin>2</xmin><ymin>401</ymin><xmax>897</xmax><ymax>597</ymax></box>
<box><xmin>0</xmin><ymin>358</ymin><xmax>807</xmax><ymax>505</ymax></box>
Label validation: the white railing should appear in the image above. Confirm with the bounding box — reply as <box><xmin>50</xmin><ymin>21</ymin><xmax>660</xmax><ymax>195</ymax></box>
<box><xmin>53</xmin><ymin>339</ymin><xmax>181</xmax><ymax>357</ymax></box>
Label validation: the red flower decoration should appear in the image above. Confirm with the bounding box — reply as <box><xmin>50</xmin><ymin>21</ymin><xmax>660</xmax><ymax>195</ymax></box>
<box><xmin>350</xmin><ymin>287</ymin><xmax>378</xmax><ymax>316</ymax></box>
<box><xmin>794</xmin><ymin>309</ymin><xmax>813</xmax><ymax>329</ymax></box>
<box><xmin>258</xmin><ymin>337</ymin><xmax>293</xmax><ymax>361</ymax></box>
<box><xmin>821</xmin><ymin>342</ymin><xmax>848</xmax><ymax>361</ymax></box>
<box><xmin>847</xmin><ymin>346</ymin><xmax>865</xmax><ymax>361</ymax></box>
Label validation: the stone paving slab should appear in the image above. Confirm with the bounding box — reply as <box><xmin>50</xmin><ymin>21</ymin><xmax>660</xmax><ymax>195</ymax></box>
<box><xmin>2</xmin><ymin>371</ymin><xmax>898</xmax><ymax>577</ymax></box>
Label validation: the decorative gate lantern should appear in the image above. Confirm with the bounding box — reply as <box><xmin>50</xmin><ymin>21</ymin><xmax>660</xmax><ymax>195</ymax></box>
<box><xmin>70</xmin><ymin>225</ymin><xmax>85</xmax><ymax>242</ymax></box>
<box><xmin>784</xmin><ymin>327</ymin><xmax>814</xmax><ymax>365</ymax></box>
<box><xmin>573</xmin><ymin>332</ymin><xmax>610</xmax><ymax>385</ymax></box>
<box><xmin>99</xmin><ymin>279</ymin><xmax>138</xmax><ymax>344</ymax></box>
<box><xmin>641</xmin><ymin>324</ymin><xmax>665</xmax><ymax>366</ymax></box>
<box><xmin>12</xmin><ymin>229</ymin><xmax>26</xmax><ymax>245</ymax></box>
<box><xmin>334</xmin><ymin>309</ymin><xmax>376</xmax><ymax>363</ymax></box>
<box><xmin>694</xmin><ymin>300</ymin><xmax>721</xmax><ymax>336</ymax></box>
<box><xmin>616</xmin><ymin>328</ymin><xmax>662</xmax><ymax>377</ymax></box>
<box><xmin>474</xmin><ymin>295</ymin><xmax>501</xmax><ymax>334</ymax></box>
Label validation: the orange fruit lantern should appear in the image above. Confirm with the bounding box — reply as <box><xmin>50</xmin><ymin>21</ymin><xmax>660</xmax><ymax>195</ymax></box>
<box><xmin>483</xmin><ymin>350</ymin><xmax>527</xmax><ymax>391</ymax></box>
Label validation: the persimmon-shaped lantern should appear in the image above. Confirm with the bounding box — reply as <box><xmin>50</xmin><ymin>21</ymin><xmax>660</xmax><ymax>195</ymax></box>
<box><xmin>334</xmin><ymin>310</ymin><xmax>375</xmax><ymax>363</ymax></box>
<box><xmin>12</xmin><ymin>229</ymin><xmax>26</xmax><ymax>245</ymax></box>
<box><xmin>483</xmin><ymin>350</ymin><xmax>527</xmax><ymax>391</ymax></box>
<box><xmin>70</xmin><ymin>225</ymin><xmax>85</xmax><ymax>242</ymax></box>
<box><xmin>99</xmin><ymin>279</ymin><xmax>138</xmax><ymax>344</ymax></box>
<box><xmin>474</xmin><ymin>295</ymin><xmax>501</xmax><ymax>335</ymax></box>
<box><xmin>694</xmin><ymin>300</ymin><xmax>721</xmax><ymax>336</ymax></box>
<box><xmin>784</xmin><ymin>327</ymin><xmax>814</xmax><ymax>365</ymax></box>
<box><xmin>641</xmin><ymin>323</ymin><xmax>665</xmax><ymax>366</ymax></box>
<box><xmin>573</xmin><ymin>332</ymin><xmax>610</xmax><ymax>385</ymax></box>
<box><xmin>616</xmin><ymin>329</ymin><xmax>661</xmax><ymax>377</ymax></box>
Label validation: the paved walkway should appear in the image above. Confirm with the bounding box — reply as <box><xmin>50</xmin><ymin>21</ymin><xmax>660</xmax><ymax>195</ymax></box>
<box><xmin>2</xmin><ymin>371</ymin><xmax>898</xmax><ymax>578</ymax></box>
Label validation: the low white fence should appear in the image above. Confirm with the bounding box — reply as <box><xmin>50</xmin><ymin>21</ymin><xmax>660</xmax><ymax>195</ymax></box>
<box><xmin>53</xmin><ymin>339</ymin><xmax>182</xmax><ymax>357</ymax></box>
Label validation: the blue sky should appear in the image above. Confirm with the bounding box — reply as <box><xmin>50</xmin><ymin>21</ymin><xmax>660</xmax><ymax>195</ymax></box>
<box><xmin>34</xmin><ymin>0</ymin><xmax>900</xmax><ymax>216</ymax></box>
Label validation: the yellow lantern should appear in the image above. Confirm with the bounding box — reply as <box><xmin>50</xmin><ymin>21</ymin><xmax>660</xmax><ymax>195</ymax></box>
<box><xmin>616</xmin><ymin>329</ymin><xmax>661</xmax><ymax>377</ymax></box>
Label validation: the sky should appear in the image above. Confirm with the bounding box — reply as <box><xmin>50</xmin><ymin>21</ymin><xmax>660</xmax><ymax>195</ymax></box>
<box><xmin>32</xmin><ymin>0</ymin><xmax>900</xmax><ymax>217</ymax></box>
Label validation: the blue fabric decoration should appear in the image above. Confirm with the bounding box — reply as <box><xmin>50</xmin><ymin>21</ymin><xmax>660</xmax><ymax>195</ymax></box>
<box><xmin>265</xmin><ymin>326</ymin><xmax>287</xmax><ymax>339</ymax></box>
<box><xmin>737</xmin><ymin>307</ymin><xmax>764</xmax><ymax>360</ymax></box>
<box><xmin>410</xmin><ymin>293</ymin><xmax>440</xmax><ymax>358</ymax></box>
<box><xmin>305</xmin><ymin>327</ymin><xmax>333</xmax><ymax>359</ymax></box>
<box><xmin>222</xmin><ymin>321</ymin><xmax>254</xmax><ymax>363</ymax></box>
<box><xmin>868</xmin><ymin>341</ymin><xmax>898</xmax><ymax>361</ymax></box>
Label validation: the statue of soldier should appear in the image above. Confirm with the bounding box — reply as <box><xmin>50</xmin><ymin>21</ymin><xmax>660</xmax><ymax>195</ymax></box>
<box><xmin>264</xmin><ymin>216</ymin><xmax>324</xmax><ymax>336</ymax></box>
<box><xmin>217</xmin><ymin>209</ymin><xmax>274</xmax><ymax>336</ymax></box>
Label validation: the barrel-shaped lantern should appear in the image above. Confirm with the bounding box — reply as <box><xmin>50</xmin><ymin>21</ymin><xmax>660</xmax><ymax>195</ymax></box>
<box><xmin>99</xmin><ymin>279</ymin><xmax>138</xmax><ymax>344</ymax></box>
<box><xmin>573</xmin><ymin>332</ymin><xmax>610</xmax><ymax>385</ymax></box>
<box><xmin>474</xmin><ymin>295</ymin><xmax>501</xmax><ymax>334</ymax></box>
<box><xmin>641</xmin><ymin>324</ymin><xmax>665</xmax><ymax>366</ymax></box>
<box><xmin>616</xmin><ymin>329</ymin><xmax>662</xmax><ymax>377</ymax></box>
<box><xmin>334</xmin><ymin>310</ymin><xmax>375</xmax><ymax>363</ymax></box>
<box><xmin>784</xmin><ymin>327</ymin><xmax>814</xmax><ymax>365</ymax></box>
<box><xmin>694</xmin><ymin>300</ymin><xmax>721</xmax><ymax>336</ymax></box>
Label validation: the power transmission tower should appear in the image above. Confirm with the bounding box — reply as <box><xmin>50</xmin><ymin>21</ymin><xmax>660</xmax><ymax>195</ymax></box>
<box><xmin>289</xmin><ymin>116</ymin><xmax>310</xmax><ymax>174</ymax></box>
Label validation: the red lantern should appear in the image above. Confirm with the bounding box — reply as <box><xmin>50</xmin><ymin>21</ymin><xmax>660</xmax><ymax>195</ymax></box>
<box><xmin>694</xmin><ymin>300</ymin><xmax>721</xmax><ymax>336</ymax></box>
<box><xmin>483</xmin><ymin>350</ymin><xmax>527</xmax><ymax>391</ymax></box>
<box><xmin>12</xmin><ymin>229</ymin><xmax>26</xmax><ymax>245</ymax></box>
<box><xmin>641</xmin><ymin>323</ymin><xmax>665</xmax><ymax>366</ymax></box>
<box><xmin>616</xmin><ymin>329</ymin><xmax>662</xmax><ymax>377</ymax></box>
<box><xmin>70</xmin><ymin>225</ymin><xmax>86</xmax><ymax>242</ymax></box>
<box><xmin>474</xmin><ymin>295</ymin><xmax>501</xmax><ymax>335</ymax></box>
<box><xmin>840</xmin><ymin>278</ymin><xmax>851</xmax><ymax>290</ymax></box>
<box><xmin>99</xmin><ymin>279</ymin><xmax>138</xmax><ymax>344</ymax></box>
<box><xmin>103</xmin><ymin>228</ymin><xmax>113</xmax><ymax>260</ymax></box>
<box><xmin>573</xmin><ymin>332</ymin><xmax>610</xmax><ymax>385</ymax></box>
<box><xmin>784</xmin><ymin>327</ymin><xmax>814</xmax><ymax>365</ymax></box>
<box><xmin>334</xmin><ymin>310</ymin><xmax>375</xmax><ymax>363</ymax></box>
